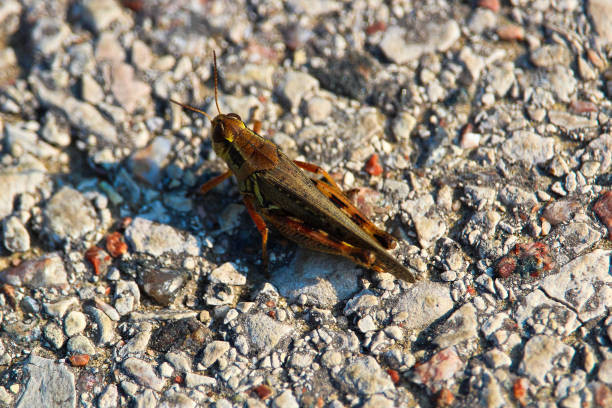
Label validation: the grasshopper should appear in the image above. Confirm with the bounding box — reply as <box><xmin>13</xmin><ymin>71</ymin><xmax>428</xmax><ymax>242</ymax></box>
<box><xmin>170</xmin><ymin>52</ymin><xmax>417</xmax><ymax>282</ymax></box>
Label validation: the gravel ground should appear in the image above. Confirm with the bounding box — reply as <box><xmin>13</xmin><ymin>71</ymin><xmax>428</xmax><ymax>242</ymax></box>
<box><xmin>0</xmin><ymin>0</ymin><xmax>611</xmax><ymax>407</ymax></box>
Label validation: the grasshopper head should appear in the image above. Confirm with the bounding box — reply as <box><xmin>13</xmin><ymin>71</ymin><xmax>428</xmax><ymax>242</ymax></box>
<box><xmin>210</xmin><ymin>113</ymin><xmax>246</xmax><ymax>157</ymax></box>
<box><xmin>169</xmin><ymin>51</ymin><xmax>278</xmax><ymax>177</ymax></box>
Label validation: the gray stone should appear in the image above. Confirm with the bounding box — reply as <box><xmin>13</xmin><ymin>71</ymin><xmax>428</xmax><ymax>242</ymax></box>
<box><xmin>114</xmin><ymin>280</ymin><xmax>141</xmax><ymax>317</ymax></box>
<box><xmin>43</xmin><ymin>186</ymin><xmax>97</xmax><ymax>243</ymax></box>
<box><xmin>67</xmin><ymin>335</ymin><xmax>95</xmax><ymax>356</ymax></box>
<box><xmin>133</xmin><ymin>389</ymin><xmax>157</xmax><ymax>407</ymax></box>
<box><xmin>131</xmin><ymin>40</ymin><xmax>153</xmax><ymax>71</ymax></box>
<box><xmin>380</xmin><ymin>20</ymin><xmax>460</xmax><ymax>64</ymax></box>
<box><xmin>290</xmin><ymin>352</ymin><xmax>314</xmax><ymax>368</ymax></box>
<box><xmin>502</xmin><ymin>131</ymin><xmax>556</xmax><ymax>165</ymax></box>
<box><xmin>97</xmin><ymin>384</ymin><xmax>118</xmax><ymax>408</ymax></box>
<box><xmin>200</xmin><ymin>341</ymin><xmax>230</xmax><ymax>369</ymax></box>
<box><xmin>434</xmin><ymin>303</ymin><xmax>478</xmax><ymax>348</ymax></box>
<box><xmin>588</xmin><ymin>0</ymin><xmax>612</xmax><ymax>44</ymax></box>
<box><xmin>110</xmin><ymin>62</ymin><xmax>152</xmax><ymax>114</ymax></box>
<box><xmin>392</xmin><ymin>112</ymin><xmax>417</xmax><ymax>141</ymax></box>
<box><xmin>379</xmin><ymin>27</ymin><xmax>421</xmax><ymax>64</ymax></box>
<box><xmin>540</xmin><ymin>250</ymin><xmax>611</xmax><ymax>322</ymax></box>
<box><xmin>586</xmin><ymin>133</ymin><xmax>612</xmax><ymax>173</ymax></box>
<box><xmin>337</xmin><ymin>356</ymin><xmax>395</xmax><ymax>395</ymax></box>
<box><xmin>306</xmin><ymin>97</ymin><xmax>333</xmax><ymax>123</ymax></box>
<box><xmin>64</xmin><ymin>311</ymin><xmax>87</xmax><ymax>337</ymax></box>
<box><xmin>162</xmin><ymin>193</ymin><xmax>192</xmax><ymax>213</ymax></box>
<box><xmin>43</xmin><ymin>297</ymin><xmax>79</xmax><ymax>319</ymax></box>
<box><xmin>84</xmin><ymin>306</ymin><xmax>115</xmax><ymax>345</ymax></box>
<box><xmin>3</xmin><ymin>215</ymin><xmax>30</xmax><ymax>252</ymax></box>
<box><xmin>41</xmin><ymin>112</ymin><xmax>71</xmax><ymax>147</ymax></box>
<box><xmin>244</xmin><ymin>313</ymin><xmax>293</xmax><ymax>356</ymax></box>
<box><xmin>463</xmin><ymin>186</ymin><xmax>496</xmax><ymax>209</ymax></box>
<box><xmin>478</xmin><ymin>369</ymin><xmax>507</xmax><ymax>408</ymax></box>
<box><xmin>361</xmin><ymin>395</ymin><xmax>395</xmax><ymax>408</ymax></box>
<box><xmin>16</xmin><ymin>355</ymin><xmax>75</xmax><ymax>408</ymax></box>
<box><xmin>556</xmin><ymin>222</ymin><xmax>603</xmax><ymax>259</ymax></box>
<box><xmin>468</xmin><ymin>8</ymin><xmax>497</xmax><ymax>34</ymax></box>
<box><xmin>209</xmin><ymin>263</ymin><xmax>246</xmax><ymax>286</ymax></box>
<box><xmin>272</xmin><ymin>249</ymin><xmax>362</xmax><ymax>308</ymax></box>
<box><xmin>0</xmin><ymin>252</ymin><xmax>68</xmax><ymax>289</ymax></box>
<box><xmin>80</xmin><ymin>0</ymin><xmax>130</xmax><ymax>33</ymax></box>
<box><xmin>357</xmin><ymin>315</ymin><xmax>377</xmax><ymax>333</ymax></box>
<box><xmin>598</xmin><ymin>359</ymin><xmax>612</xmax><ymax>385</ymax></box>
<box><xmin>125</xmin><ymin>217</ymin><xmax>199</xmax><ymax>257</ymax></box>
<box><xmin>122</xmin><ymin>357</ymin><xmax>165</xmax><ymax>391</ymax></box>
<box><xmin>487</xmin><ymin>62</ymin><xmax>515</xmax><ymax>97</ymax></box>
<box><xmin>4</xmin><ymin>122</ymin><xmax>60</xmax><ymax>159</ymax></box>
<box><xmin>498</xmin><ymin>185</ymin><xmax>537</xmax><ymax>209</ymax></box>
<box><xmin>165</xmin><ymin>352</ymin><xmax>191</xmax><ymax>374</ymax></box>
<box><xmin>277</xmin><ymin>71</ymin><xmax>319</xmax><ymax>111</ymax></box>
<box><xmin>272</xmin><ymin>390</ymin><xmax>299</xmax><ymax>408</ymax></box>
<box><xmin>0</xmin><ymin>155</ymin><xmax>48</xmax><ymax>219</ymax></box>
<box><xmin>81</xmin><ymin>74</ymin><xmax>105</xmax><ymax>105</ymax></box>
<box><xmin>515</xmin><ymin>289</ymin><xmax>580</xmax><ymax>335</ymax></box>
<box><xmin>393</xmin><ymin>282</ymin><xmax>453</xmax><ymax>330</ymax></box>
<box><xmin>344</xmin><ymin>291</ymin><xmax>379</xmax><ymax>315</ymax></box>
<box><xmin>141</xmin><ymin>268</ymin><xmax>186</xmax><ymax>306</ymax></box>
<box><xmin>95</xmin><ymin>32</ymin><xmax>125</xmax><ymax>63</ymax></box>
<box><xmin>31</xmin><ymin>18</ymin><xmax>70</xmax><ymax>56</ymax></box>
<box><xmin>519</xmin><ymin>335</ymin><xmax>575</xmax><ymax>385</ymax></box>
<box><xmin>286</xmin><ymin>0</ymin><xmax>341</xmax><ymax>16</ymax></box>
<box><xmin>547</xmin><ymin>66</ymin><xmax>578</xmax><ymax>103</ymax></box>
<box><xmin>183</xmin><ymin>373</ymin><xmax>215</xmax><ymax>388</ymax></box>
<box><xmin>29</xmin><ymin>75</ymin><xmax>118</xmax><ymax>144</ymax></box>
<box><xmin>43</xmin><ymin>322</ymin><xmax>66</xmax><ymax>349</ymax></box>
<box><xmin>531</xmin><ymin>44</ymin><xmax>572</xmax><ymax>68</ymax></box>
<box><xmin>118</xmin><ymin>324</ymin><xmax>151</xmax><ymax>358</ymax></box>
<box><xmin>484</xmin><ymin>349</ymin><xmax>512</xmax><ymax>369</ymax></box>
<box><xmin>412</xmin><ymin>212</ymin><xmax>446</xmax><ymax>249</ymax></box>
<box><xmin>459</xmin><ymin>47</ymin><xmax>485</xmax><ymax>83</ymax></box>
<box><xmin>128</xmin><ymin>137</ymin><xmax>173</xmax><ymax>186</ymax></box>
<box><xmin>549</xmin><ymin>111</ymin><xmax>598</xmax><ymax>131</ymax></box>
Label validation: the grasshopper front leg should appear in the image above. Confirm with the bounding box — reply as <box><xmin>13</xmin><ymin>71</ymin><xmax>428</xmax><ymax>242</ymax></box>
<box><xmin>196</xmin><ymin>170</ymin><xmax>232</xmax><ymax>196</ymax></box>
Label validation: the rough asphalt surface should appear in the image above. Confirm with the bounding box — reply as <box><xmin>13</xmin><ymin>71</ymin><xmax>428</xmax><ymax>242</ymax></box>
<box><xmin>0</xmin><ymin>0</ymin><xmax>612</xmax><ymax>407</ymax></box>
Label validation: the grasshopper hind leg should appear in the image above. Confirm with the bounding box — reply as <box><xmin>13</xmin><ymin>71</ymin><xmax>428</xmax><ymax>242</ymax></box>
<box><xmin>243</xmin><ymin>196</ymin><xmax>270</xmax><ymax>275</ymax></box>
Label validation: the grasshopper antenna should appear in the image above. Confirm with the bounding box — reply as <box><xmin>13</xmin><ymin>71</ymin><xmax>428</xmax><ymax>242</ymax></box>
<box><xmin>169</xmin><ymin>98</ymin><xmax>213</xmax><ymax>122</ymax></box>
<box><xmin>169</xmin><ymin>50</ymin><xmax>223</xmax><ymax>122</ymax></box>
<box><xmin>212</xmin><ymin>50</ymin><xmax>222</xmax><ymax>115</ymax></box>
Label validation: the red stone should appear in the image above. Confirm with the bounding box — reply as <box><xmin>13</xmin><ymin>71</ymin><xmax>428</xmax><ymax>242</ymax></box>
<box><xmin>69</xmin><ymin>354</ymin><xmax>90</xmax><ymax>367</ymax></box>
<box><xmin>365</xmin><ymin>154</ymin><xmax>383</xmax><ymax>176</ymax></box>
<box><xmin>478</xmin><ymin>0</ymin><xmax>500</xmax><ymax>12</ymax></box>
<box><xmin>513</xmin><ymin>378</ymin><xmax>528</xmax><ymax>406</ymax></box>
<box><xmin>386</xmin><ymin>368</ymin><xmax>400</xmax><ymax>384</ymax></box>
<box><xmin>414</xmin><ymin>348</ymin><xmax>463</xmax><ymax>389</ymax></box>
<box><xmin>594</xmin><ymin>191</ymin><xmax>612</xmax><ymax>240</ymax></box>
<box><xmin>436</xmin><ymin>388</ymin><xmax>455</xmax><ymax>407</ymax></box>
<box><xmin>497</xmin><ymin>25</ymin><xmax>525</xmax><ymax>41</ymax></box>
<box><xmin>496</xmin><ymin>256</ymin><xmax>516</xmax><ymax>278</ymax></box>
<box><xmin>366</xmin><ymin>21</ymin><xmax>387</xmax><ymax>35</ymax></box>
<box><xmin>106</xmin><ymin>231</ymin><xmax>128</xmax><ymax>257</ymax></box>
<box><xmin>85</xmin><ymin>246</ymin><xmax>111</xmax><ymax>276</ymax></box>
<box><xmin>252</xmin><ymin>384</ymin><xmax>272</xmax><ymax>400</ymax></box>
<box><xmin>570</xmin><ymin>100</ymin><xmax>597</xmax><ymax>113</ymax></box>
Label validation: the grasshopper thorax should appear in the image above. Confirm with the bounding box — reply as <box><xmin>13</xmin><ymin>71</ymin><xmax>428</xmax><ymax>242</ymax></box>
<box><xmin>210</xmin><ymin>112</ymin><xmax>279</xmax><ymax>180</ymax></box>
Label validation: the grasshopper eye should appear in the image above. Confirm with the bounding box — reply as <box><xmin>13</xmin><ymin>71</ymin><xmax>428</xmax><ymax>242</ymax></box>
<box><xmin>227</xmin><ymin>113</ymin><xmax>242</xmax><ymax>121</ymax></box>
<box><xmin>212</xmin><ymin>122</ymin><xmax>226</xmax><ymax>142</ymax></box>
